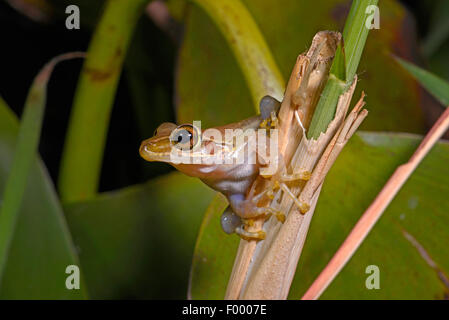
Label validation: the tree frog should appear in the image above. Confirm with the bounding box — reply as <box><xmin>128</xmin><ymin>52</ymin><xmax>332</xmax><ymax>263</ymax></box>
<box><xmin>140</xmin><ymin>96</ymin><xmax>302</xmax><ymax>240</ymax></box>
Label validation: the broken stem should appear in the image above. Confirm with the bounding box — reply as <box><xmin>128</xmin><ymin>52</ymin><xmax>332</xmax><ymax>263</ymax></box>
<box><xmin>307</xmin><ymin>0</ymin><xmax>378</xmax><ymax>139</ymax></box>
<box><xmin>225</xmin><ymin>31</ymin><xmax>368</xmax><ymax>300</ymax></box>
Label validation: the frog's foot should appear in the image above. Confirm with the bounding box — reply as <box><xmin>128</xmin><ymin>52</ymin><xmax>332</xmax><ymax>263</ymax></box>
<box><xmin>279</xmin><ymin>182</ymin><xmax>310</xmax><ymax>214</ymax></box>
<box><xmin>281</xmin><ymin>168</ymin><xmax>312</xmax><ymax>182</ymax></box>
<box><xmin>259</xmin><ymin>95</ymin><xmax>281</xmax><ymax>131</ymax></box>
<box><xmin>220</xmin><ymin>207</ymin><xmax>266</xmax><ymax>241</ymax></box>
<box><xmin>267</xmin><ymin>208</ymin><xmax>286</xmax><ymax>223</ymax></box>
<box><xmin>274</xmin><ymin>211</ymin><xmax>286</xmax><ymax>223</ymax></box>
<box><xmin>259</xmin><ymin>118</ymin><xmax>269</xmax><ymax>130</ymax></box>
<box><xmin>235</xmin><ymin>225</ymin><xmax>266</xmax><ymax>241</ymax></box>
<box><xmin>259</xmin><ymin>112</ymin><xmax>279</xmax><ymax>131</ymax></box>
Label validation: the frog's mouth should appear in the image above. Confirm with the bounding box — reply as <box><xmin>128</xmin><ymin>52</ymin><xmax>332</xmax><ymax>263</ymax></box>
<box><xmin>139</xmin><ymin>137</ymin><xmax>172</xmax><ymax>162</ymax></box>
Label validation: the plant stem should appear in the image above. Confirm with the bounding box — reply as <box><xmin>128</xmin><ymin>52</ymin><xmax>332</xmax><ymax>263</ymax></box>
<box><xmin>58</xmin><ymin>0</ymin><xmax>149</xmax><ymax>203</ymax></box>
<box><xmin>191</xmin><ymin>0</ymin><xmax>285</xmax><ymax>110</ymax></box>
<box><xmin>307</xmin><ymin>0</ymin><xmax>378</xmax><ymax>139</ymax></box>
<box><xmin>302</xmin><ymin>105</ymin><xmax>449</xmax><ymax>300</ymax></box>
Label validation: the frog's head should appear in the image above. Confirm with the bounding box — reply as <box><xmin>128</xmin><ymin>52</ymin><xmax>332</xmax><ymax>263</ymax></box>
<box><xmin>139</xmin><ymin>122</ymin><xmax>202</xmax><ymax>162</ymax></box>
<box><xmin>140</xmin><ymin>121</ymin><xmax>241</xmax><ymax>180</ymax></box>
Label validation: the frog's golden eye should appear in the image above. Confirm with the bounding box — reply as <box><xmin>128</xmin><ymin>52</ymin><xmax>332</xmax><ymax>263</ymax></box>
<box><xmin>170</xmin><ymin>124</ymin><xmax>199</xmax><ymax>150</ymax></box>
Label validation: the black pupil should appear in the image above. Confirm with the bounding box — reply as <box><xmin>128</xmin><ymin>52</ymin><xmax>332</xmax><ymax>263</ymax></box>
<box><xmin>176</xmin><ymin>129</ymin><xmax>192</xmax><ymax>144</ymax></box>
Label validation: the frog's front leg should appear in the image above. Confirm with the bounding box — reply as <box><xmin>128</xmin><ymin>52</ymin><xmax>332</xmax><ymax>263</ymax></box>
<box><xmin>279</xmin><ymin>182</ymin><xmax>310</xmax><ymax>214</ymax></box>
<box><xmin>249</xmin><ymin>185</ymin><xmax>286</xmax><ymax>222</ymax></box>
<box><xmin>255</xmin><ymin>168</ymin><xmax>312</xmax><ymax>216</ymax></box>
<box><xmin>259</xmin><ymin>95</ymin><xmax>281</xmax><ymax>130</ymax></box>
<box><xmin>280</xmin><ymin>169</ymin><xmax>312</xmax><ymax>182</ymax></box>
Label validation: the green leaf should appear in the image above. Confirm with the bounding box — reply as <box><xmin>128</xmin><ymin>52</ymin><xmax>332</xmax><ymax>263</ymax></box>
<box><xmin>59</xmin><ymin>0</ymin><xmax>149</xmax><ymax>204</ymax></box>
<box><xmin>0</xmin><ymin>97</ymin><xmax>87</xmax><ymax>299</ymax></box>
<box><xmin>0</xmin><ymin>53</ymin><xmax>84</xmax><ymax>284</ymax></box>
<box><xmin>188</xmin><ymin>193</ymin><xmax>232</xmax><ymax>298</ymax></box>
<box><xmin>176</xmin><ymin>0</ymin><xmax>427</xmax><ymax>132</ymax></box>
<box><xmin>395</xmin><ymin>57</ymin><xmax>449</xmax><ymax>107</ymax></box>
<box><xmin>64</xmin><ymin>172</ymin><xmax>215</xmax><ymax>299</ymax></box>
<box><xmin>189</xmin><ymin>132</ymin><xmax>449</xmax><ymax>299</ymax></box>
<box><xmin>191</xmin><ymin>0</ymin><xmax>285</xmax><ymax>109</ymax></box>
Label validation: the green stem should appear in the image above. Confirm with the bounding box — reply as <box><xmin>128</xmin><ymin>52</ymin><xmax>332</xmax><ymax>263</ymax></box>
<box><xmin>307</xmin><ymin>0</ymin><xmax>378</xmax><ymax>139</ymax></box>
<box><xmin>191</xmin><ymin>0</ymin><xmax>285</xmax><ymax>111</ymax></box>
<box><xmin>59</xmin><ymin>0</ymin><xmax>149</xmax><ymax>203</ymax></box>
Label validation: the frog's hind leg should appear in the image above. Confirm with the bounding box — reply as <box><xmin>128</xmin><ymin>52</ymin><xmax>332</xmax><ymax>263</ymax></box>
<box><xmin>220</xmin><ymin>206</ymin><xmax>266</xmax><ymax>240</ymax></box>
<box><xmin>220</xmin><ymin>206</ymin><xmax>242</xmax><ymax>235</ymax></box>
<box><xmin>249</xmin><ymin>182</ymin><xmax>286</xmax><ymax>223</ymax></box>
